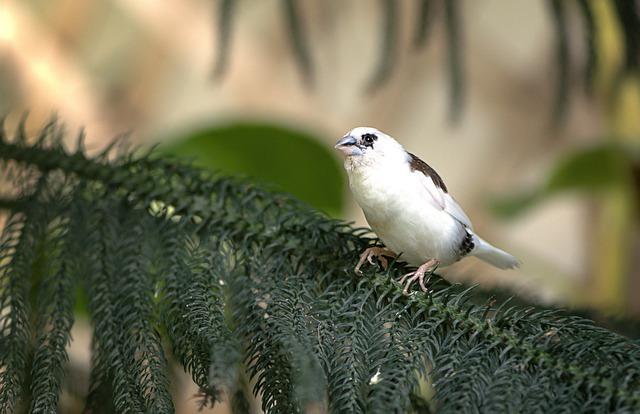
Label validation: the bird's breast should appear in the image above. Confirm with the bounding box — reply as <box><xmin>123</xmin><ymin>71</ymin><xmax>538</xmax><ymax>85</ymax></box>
<box><xmin>347</xmin><ymin>166</ymin><xmax>463</xmax><ymax>266</ymax></box>
<box><xmin>348</xmin><ymin>167</ymin><xmax>408</xmax><ymax>216</ymax></box>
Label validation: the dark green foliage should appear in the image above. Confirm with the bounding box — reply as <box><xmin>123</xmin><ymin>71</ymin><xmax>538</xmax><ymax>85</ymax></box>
<box><xmin>160</xmin><ymin>227</ymin><xmax>236</xmax><ymax>402</ymax></box>
<box><xmin>1</xmin><ymin>120</ymin><xmax>640</xmax><ymax>413</ymax></box>
<box><xmin>28</xmin><ymin>178</ymin><xmax>76</xmax><ymax>414</ymax></box>
<box><xmin>0</xmin><ymin>213</ymin><xmax>32</xmax><ymax>413</ymax></box>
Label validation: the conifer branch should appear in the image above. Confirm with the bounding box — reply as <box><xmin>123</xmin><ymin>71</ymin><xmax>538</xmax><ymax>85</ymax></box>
<box><xmin>1</xmin><ymin>121</ymin><xmax>640</xmax><ymax>412</ymax></box>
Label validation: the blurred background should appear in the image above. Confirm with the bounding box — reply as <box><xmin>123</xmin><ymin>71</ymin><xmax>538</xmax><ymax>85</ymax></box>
<box><xmin>1</xmin><ymin>0</ymin><xmax>639</xmax><ymax>412</ymax></box>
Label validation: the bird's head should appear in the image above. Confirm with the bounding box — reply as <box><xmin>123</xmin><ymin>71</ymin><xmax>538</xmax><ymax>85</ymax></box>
<box><xmin>334</xmin><ymin>127</ymin><xmax>406</xmax><ymax>165</ymax></box>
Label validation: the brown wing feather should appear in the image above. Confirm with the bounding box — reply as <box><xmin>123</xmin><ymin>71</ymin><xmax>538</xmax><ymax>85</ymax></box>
<box><xmin>408</xmin><ymin>152</ymin><xmax>448</xmax><ymax>193</ymax></box>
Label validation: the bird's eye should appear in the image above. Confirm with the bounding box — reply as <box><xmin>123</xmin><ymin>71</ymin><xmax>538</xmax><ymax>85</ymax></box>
<box><xmin>362</xmin><ymin>133</ymin><xmax>377</xmax><ymax>146</ymax></box>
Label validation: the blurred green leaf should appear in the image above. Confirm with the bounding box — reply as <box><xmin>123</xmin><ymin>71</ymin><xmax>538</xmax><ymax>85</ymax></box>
<box><xmin>492</xmin><ymin>144</ymin><xmax>635</xmax><ymax>218</ymax></box>
<box><xmin>544</xmin><ymin>144</ymin><xmax>631</xmax><ymax>192</ymax></box>
<box><xmin>163</xmin><ymin>122</ymin><xmax>344</xmax><ymax>215</ymax></box>
<box><xmin>490</xmin><ymin>191</ymin><xmax>542</xmax><ymax>219</ymax></box>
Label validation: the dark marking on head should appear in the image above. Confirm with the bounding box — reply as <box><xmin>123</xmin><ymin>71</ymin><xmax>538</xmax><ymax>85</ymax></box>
<box><xmin>361</xmin><ymin>133</ymin><xmax>378</xmax><ymax>148</ymax></box>
<box><xmin>408</xmin><ymin>152</ymin><xmax>448</xmax><ymax>193</ymax></box>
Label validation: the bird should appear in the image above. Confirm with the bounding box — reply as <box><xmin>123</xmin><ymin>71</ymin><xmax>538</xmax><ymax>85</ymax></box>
<box><xmin>334</xmin><ymin>127</ymin><xmax>519</xmax><ymax>294</ymax></box>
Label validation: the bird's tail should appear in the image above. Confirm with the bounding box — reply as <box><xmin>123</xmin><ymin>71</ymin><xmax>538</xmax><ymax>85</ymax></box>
<box><xmin>471</xmin><ymin>235</ymin><xmax>520</xmax><ymax>270</ymax></box>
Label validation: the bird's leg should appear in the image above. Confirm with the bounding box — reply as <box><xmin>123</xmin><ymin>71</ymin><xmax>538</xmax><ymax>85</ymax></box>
<box><xmin>354</xmin><ymin>247</ymin><xmax>397</xmax><ymax>274</ymax></box>
<box><xmin>399</xmin><ymin>259</ymin><xmax>439</xmax><ymax>295</ymax></box>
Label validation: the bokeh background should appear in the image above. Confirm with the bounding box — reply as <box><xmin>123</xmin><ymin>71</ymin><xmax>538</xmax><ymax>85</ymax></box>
<box><xmin>1</xmin><ymin>0</ymin><xmax>639</xmax><ymax>412</ymax></box>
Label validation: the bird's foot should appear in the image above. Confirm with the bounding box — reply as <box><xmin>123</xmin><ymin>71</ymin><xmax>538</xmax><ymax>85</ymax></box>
<box><xmin>354</xmin><ymin>247</ymin><xmax>397</xmax><ymax>274</ymax></box>
<box><xmin>399</xmin><ymin>259</ymin><xmax>440</xmax><ymax>295</ymax></box>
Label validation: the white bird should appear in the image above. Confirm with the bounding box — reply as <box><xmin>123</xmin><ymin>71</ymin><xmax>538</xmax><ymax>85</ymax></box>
<box><xmin>335</xmin><ymin>127</ymin><xmax>519</xmax><ymax>294</ymax></box>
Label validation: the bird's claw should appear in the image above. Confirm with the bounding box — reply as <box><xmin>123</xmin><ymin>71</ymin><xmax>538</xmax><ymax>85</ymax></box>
<box><xmin>354</xmin><ymin>247</ymin><xmax>396</xmax><ymax>274</ymax></box>
<box><xmin>399</xmin><ymin>259</ymin><xmax>439</xmax><ymax>295</ymax></box>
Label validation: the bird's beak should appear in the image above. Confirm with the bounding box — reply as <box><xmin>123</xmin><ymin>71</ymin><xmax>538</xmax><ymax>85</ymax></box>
<box><xmin>334</xmin><ymin>135</ymin><xmax>362</xmax><ymax>156</ymax></box>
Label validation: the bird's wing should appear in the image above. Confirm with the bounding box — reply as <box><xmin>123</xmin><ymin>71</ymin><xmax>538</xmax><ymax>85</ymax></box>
<box><xmin>408</xmin><ymin>152</ymin><xmax>473</xmax><ymax>229</ymax></box>
<box><xmin>442</xmin><ymin>193</ymin><xmax>473</xmax><ymax>229</ymax></box>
